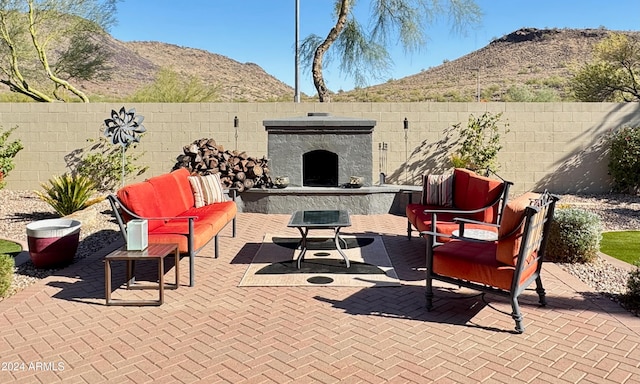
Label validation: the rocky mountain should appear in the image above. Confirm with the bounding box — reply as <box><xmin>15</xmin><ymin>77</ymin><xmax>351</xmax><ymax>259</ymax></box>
<box><xmin>332</xmin><ymin>28</ymin><xmax>640</xmax><ymax>102</ymax></box>
<box><xmin>76</xmin><ymin>36</ymin><xmax>294</xmax><ymax>102</ymax></box>
<box><xmin>5</xmin><ymin>27</ymin><xmax>640</xmax><ymax>102</ymax></box>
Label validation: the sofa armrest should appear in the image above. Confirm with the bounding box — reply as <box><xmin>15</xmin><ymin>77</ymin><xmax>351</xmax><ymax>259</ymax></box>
<box><xmin>107</xmin><ymin>194</ymin><xmax>198</xmax><ymax>243</ymax></box>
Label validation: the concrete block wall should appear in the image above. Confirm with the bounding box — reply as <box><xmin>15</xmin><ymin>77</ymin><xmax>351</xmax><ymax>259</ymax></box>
<box><xmin>2</xmin><ymin>102</ymin><xmax>639</xmax><ymax>195</ymax></box>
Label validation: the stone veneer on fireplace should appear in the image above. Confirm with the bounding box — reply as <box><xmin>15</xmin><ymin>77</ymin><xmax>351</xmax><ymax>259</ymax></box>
<box><xmin>263</xmin><ymin>112</ymin><xmax>376</xmax><ymax>187</ymax></box>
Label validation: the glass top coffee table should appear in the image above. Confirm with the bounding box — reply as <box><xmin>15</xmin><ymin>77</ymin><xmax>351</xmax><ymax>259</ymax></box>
<box><xmin>287</xmin><ymin>210</ymin><xmax>352</xmax><ymax>269</ymax></box>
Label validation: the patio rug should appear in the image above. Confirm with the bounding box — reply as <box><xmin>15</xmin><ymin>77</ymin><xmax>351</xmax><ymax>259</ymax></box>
<box><xmin>239</xmin><ymin>234</ymin><xmax>400</xmax><ymax>287</ymax></box>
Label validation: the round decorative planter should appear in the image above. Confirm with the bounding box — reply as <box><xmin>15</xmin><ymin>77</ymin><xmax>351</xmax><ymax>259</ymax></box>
<box><xmin>26</xmin><ymin>219</ymin><xmax>81</xmax><ymax>269</ymax></box>
<box><xmin>349</xmin><ymin>176</ymin><xmax>364</xmax><ymax>188</ymax></box>
<box><xmin>274</xmin><ymin>176</ymin><xmax>289</xmax><ymax>189</ymax></box>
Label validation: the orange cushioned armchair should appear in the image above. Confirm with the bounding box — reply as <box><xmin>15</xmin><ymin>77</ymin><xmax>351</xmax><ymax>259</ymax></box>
<box><xmin>107</xmin><ymin>167</ymin><xmax>237</xmax><ymax>287</ymax></box>
<box><xmin>423</xmin><ymin>191</ymin><xmax>559</xmax><ymax>333</ymax></box>
<box><xmin>406</xmin><ymin>168</ymin><xmax>512</xmax><ymax>242</ymax></box>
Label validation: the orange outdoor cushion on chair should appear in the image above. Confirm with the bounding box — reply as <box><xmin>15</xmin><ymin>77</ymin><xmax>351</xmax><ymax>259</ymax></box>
<box><xmin>453</xmin><ymin>168</ymin><xmax>504</xmax><ymax>222</ymax></box>
<box><xmin>496</xmin><ymin>192</ymin><xmax>540</xmax><ymax>266</ymax></box>
<box><xmin>406</xmin><ymin>168</ymin><xmax>506</xmax><ymax>242</ymax></box>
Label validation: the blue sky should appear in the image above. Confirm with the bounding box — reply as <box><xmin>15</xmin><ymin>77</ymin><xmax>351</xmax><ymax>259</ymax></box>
<box><xmin>111</xmin><ymin>0</ymin><xmax>640</xmax><ymax>97</ymax></box>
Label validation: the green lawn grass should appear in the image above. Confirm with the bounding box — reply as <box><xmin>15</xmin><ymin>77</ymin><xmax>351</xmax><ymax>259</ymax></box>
<box><xmin>600</xmin><ymin>231</ymin><xmax>640</xmax><ymax>265</ymax></box>
<box><xmin>0</xmin><ymin>239</ymin><xmax>22</xmax><ymax>257</ymax></box>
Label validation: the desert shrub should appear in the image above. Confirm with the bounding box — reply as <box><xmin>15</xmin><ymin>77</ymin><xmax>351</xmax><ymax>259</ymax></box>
<box><xmin>36</xmin><ymin>174</ymin><xmax>101</xmax><ymax>216</ymax></box>
<box><xmin>129</xmin><ymin>67</ymin><xmax>220</xmax><ymax>102</ymax></box>
<box><xmin>628</xmin><ymin>261</ymin><xmax>640</xmax><ymax>297</ymax></box>
<box><xmin>72</xmin><ymin>137</ymin><xmax>147</xmax><ymax>193</ymax></box>
<box><xmin>546</xmin><ymin>208</ymin><xmax>602</xmax><ymax>263</ymax></box>
<box><xmin>620</xmin><ymin>261</ymin><xmax>640</xmax><ymax>315</ymax></box>
<box><xmin>450</xmin><ymin>112</ymin><xmax>509</xmax><ymax>172</ymax></box>
<box><xmin>608</xmin><ymin>125</ymin><xmax>640</xmax><ymax>194</ymax></box>
<box><xmin>0</xmin><ymin>254</ymin><xmax>14</xmax><ymax>297</ymax></box>
<box><xmin>0</xmin><ymin>125</ymin><xmax>24</xmax><ymax>189</ymax></box>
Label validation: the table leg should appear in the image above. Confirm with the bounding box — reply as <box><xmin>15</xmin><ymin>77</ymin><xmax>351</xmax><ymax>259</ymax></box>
<box><xmin>296</xmin><ymin>227</ymin><xmax>309</xmax><ymax>269</ymax></box>
<box><xmin>126</xmin><ymin>260</ymin><xmax>137</xmax><ymax>288</ymax></box>
<box><xmin>174</xmin><ymin>246</ymin><xmax>179</xmax><ymax>288</ymax></box>
<box><xmin>334</xmin><ymin>226</ymin><xmax>350</xmax><ymax>268</ymax></box>
<box><xmin>105</xmin><ymin>259</ymin><xmax>112</xmax><ymax>305</ymax></box>
<box><xmin>158</xmin><ymin>256</ymin><xmax>164</xmax><ymax>305</ymax></box>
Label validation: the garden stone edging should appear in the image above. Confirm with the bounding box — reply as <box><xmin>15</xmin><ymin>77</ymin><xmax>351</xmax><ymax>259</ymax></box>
<box><xmin>598</xmin><ymin>251</ymin><xmax>635</xmax><ymax>272</ymax></box>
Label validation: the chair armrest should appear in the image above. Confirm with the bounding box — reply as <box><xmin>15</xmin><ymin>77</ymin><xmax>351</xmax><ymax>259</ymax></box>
<box><xmin>419</xmin><ymin>230</ymin><xmax>454</xmax><ymax>243</ymax></box>
<box><xmin>453</xmin><ymin>217</ymin><xmax>500</xmax><ymax>228</ymax></box>
<box><xmin>422</xmin><ymin>205</ymin><xmax>493</xmax><ymax>215</ymax></box>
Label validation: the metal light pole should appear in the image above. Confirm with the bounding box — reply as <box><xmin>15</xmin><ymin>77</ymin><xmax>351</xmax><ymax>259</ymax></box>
<box><xmin>294</xmin><ymin>0</ymin><xmax>300</xmax><ymax>103</ymax></box>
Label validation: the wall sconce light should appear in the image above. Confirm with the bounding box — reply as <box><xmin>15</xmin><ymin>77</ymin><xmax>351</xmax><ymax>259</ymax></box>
<box><xmin>234</xmin><ymin>116</ymin><xmax>239</xmax><ymax>149</ymax></box>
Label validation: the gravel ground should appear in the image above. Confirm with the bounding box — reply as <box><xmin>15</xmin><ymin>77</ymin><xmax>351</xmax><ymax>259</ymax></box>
<box><xmin>1</xmin><ymin>190</ymin><xmax>639</xmax><ymax>307</ymax></box>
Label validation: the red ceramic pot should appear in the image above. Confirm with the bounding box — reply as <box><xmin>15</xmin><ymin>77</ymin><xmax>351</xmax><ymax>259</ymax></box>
<box><xmin>26</xmin><ymin>219</ymin><xmax>81</xmax><ymax>269</ymax></box>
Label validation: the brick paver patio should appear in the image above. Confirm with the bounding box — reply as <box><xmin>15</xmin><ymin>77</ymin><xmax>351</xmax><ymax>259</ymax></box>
<box><xmin>1</xmin><ymin>213</ymin><xmax>639</xmax><ymax>383</ymax></box>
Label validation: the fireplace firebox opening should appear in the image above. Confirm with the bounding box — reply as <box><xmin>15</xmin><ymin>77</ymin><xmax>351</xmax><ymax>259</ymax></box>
<box><xmin>303</xmin><ymin>150</ymin><xmax>338</xmax><ymax>187</ymax></box>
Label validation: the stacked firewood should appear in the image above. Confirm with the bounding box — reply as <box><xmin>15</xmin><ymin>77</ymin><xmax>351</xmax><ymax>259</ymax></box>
<box><xmin>172</xmin><ymin>138</ymin><xmax>273</xmax><ymax>192</ymax></box>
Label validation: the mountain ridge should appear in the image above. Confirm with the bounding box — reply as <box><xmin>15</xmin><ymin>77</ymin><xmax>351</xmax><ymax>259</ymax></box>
<box><xmin>9</xmin><ymin>27</ymin><xmax>640</xmax><ymax>102</ymax></box>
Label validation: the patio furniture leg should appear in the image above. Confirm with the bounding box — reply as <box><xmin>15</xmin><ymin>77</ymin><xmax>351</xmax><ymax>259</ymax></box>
<box><xmin>536</xmin><ymin>277</ymin><xmax>547</xmax><ymax>306</ymax></box>
<box><xmin>425</xmin><ymin>277</ymin><xmax>434</xmax><ymax>311</ymax></box>
<box><xmin>511</xmin><ymin>296</ymin><xmax>524</xmax><ymax>334</ymax></box>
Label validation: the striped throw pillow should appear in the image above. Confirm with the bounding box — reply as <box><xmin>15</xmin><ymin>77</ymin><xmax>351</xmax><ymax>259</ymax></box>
<box><xmin>421</xmin><ymin>173</ymin><xmax>454</xmax><ymax>207</ymax></box>
<box><xmin>188</xmin><ymin>173</ymin><xmax>226</xmax><ymax>208</ymax></box>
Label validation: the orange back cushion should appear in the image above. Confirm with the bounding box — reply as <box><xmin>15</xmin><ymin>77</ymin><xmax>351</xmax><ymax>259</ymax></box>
<box><xmin>117</xmin><ymin>181</ymin><xmax>164</xmax><ymax>231</ymax></box>
<box><xmin>170</xmin><ymin>167</ymin><xmax>196</xmax><ymax>209</ymax></box>
<box><xmin>147</xmin><ymin>172</ymin><xmax>191</xmax><ymax>217</ymax></box>
<box><xmin>496</xmin><ymin>192</ymin><xmax>540</xmax><ymax>266</ymax></box>
<box><xmin>452</xmin><ymin>168</ymin><xmax>472</xmax><ymax>207</ymax></box>
<box><xmin>453</xmin><ymin>168</ymin><xmax>504</xmax><ymax>222</ymax></box>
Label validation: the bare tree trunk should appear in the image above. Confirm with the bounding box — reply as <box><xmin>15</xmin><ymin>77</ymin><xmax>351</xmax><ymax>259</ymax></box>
<box><xmin>0</xmin><ymin>10</ymin><xmax>53</xmax><ymax>102</ymax></box>
<box><xmin>312</xmin><ymin>0</ymin><xmax>351</xmax><ymax>102</ymax></box>
<box><xmin>27</xmin><ymin>2</ymin><xmax>89</xmax><ymax>102</ymax></box>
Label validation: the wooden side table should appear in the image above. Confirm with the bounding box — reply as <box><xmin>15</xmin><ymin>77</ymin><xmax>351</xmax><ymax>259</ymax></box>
<box><xmin>104</xmin><ymin>243</ymin><xmax>179</xmax><ymax>306</ymax></box>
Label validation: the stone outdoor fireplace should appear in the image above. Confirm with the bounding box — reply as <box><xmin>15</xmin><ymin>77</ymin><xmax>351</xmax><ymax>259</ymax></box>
<box><xmin>263</xmin><ymin>112</ymin><xmax>376</xmax><ymax>187</ymax></box>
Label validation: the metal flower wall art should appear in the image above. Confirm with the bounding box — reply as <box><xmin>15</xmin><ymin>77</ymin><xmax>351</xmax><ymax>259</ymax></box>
<box><xmin>104</xmin><ymin>107</ymin><xmax>146</xmax><ymax>146</ymax></box>
<box><xmin>103</xmin><ymin>107</ymin><xmax>146</xmax><ymax>187</ymax></box>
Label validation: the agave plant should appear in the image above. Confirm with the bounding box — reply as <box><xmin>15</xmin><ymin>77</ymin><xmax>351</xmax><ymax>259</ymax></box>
<box><xmin>36</xmin><ymin>174</ymin><xmax>101</xmax><ymax>216</ymax></box>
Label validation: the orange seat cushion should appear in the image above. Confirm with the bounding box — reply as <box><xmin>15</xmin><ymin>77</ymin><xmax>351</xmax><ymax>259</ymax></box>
<box><xmin>149</xmin><ymin>219</ymin><xmax>218</xmax><ymax>253</ymax></box>
<box><xmin>432</xmin><ymin>240</ymin><xmax>538</xmax><ymax>291</ymax></box>
<box><xmin>182</xmin><ymin>201</ymin><xmax>237</xmax><ymax>223</ymax></box>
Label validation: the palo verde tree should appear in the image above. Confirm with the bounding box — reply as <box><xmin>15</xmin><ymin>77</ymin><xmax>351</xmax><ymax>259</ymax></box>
<box><xmin>300</xmin><ymin>0</ymin><xmax>482</xmax><ymax>102</ymax></box>
<box><xmin>571</xmin><ymin>32</ymin><xmax>640</xmax><ymax>102</ymax></box>
<box><xmin>0</xmin><ymin>0</ymin><xmax>117</xmax><ymax>102</ymax></box>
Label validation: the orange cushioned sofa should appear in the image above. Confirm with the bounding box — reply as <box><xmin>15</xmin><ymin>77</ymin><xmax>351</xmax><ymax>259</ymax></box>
<box><xmin>107</xmin><ymin>167</ymin><xmax>237</xmax><ymax>287</ymax></box>
<box><xmin>406</xmin><ymin>168</ymin><xmax>512</xmax><ymax>242</ymax></box>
